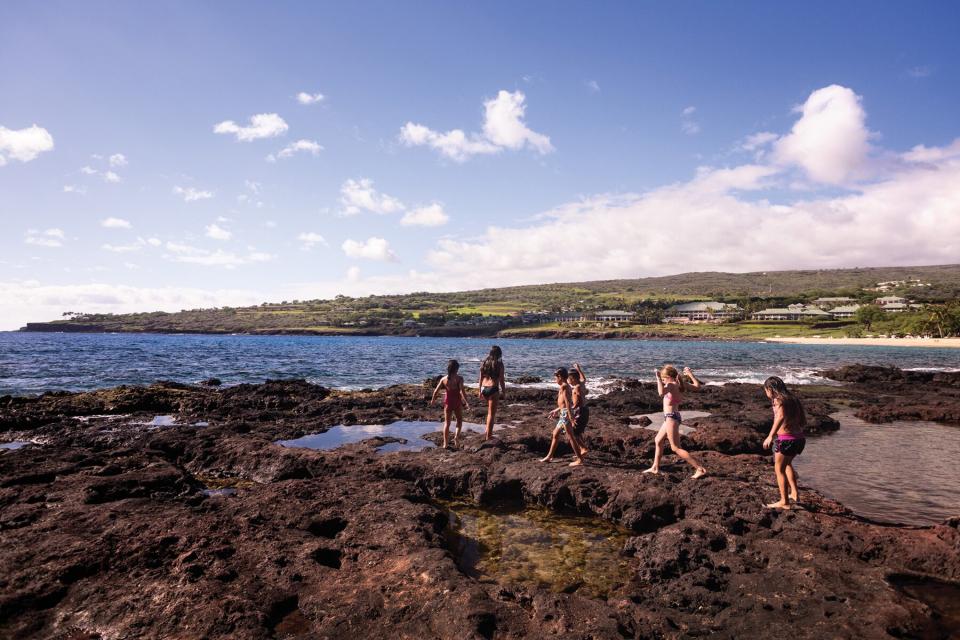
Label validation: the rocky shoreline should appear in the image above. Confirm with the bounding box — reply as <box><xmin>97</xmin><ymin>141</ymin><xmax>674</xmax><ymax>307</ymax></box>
<box><xmin>1</xmin><ymin>366</ymin><xmax>959</xmax><ymax>639</ymax></box>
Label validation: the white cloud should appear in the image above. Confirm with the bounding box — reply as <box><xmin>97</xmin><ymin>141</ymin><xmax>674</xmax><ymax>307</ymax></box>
<box><xmin>773</xmin><ymin>84</ymin><xmax>871</xmax><ymax>185</ymax></box>
<box><xmin>340</xmin><ymin>178</ymin><xmax>404</xmax><ymax>215</ymax></box>
<box><xmin>147</xmin><ymin>237</ymin><xmax>162</xmax><ymax>246</ymax></box>
<box><xmin>401</xmin><ymin>203</ymin><xmax>449</xmax><ymax>227</ymax></box>
<box><xmin>101</xmin><ymin>217</ymin><xmax>132</xmax><ymax>229</ymax></box>
<box><xmin>0</xmin><ymin>281</ymin><xmax>264</xmax><ymax>331</ymax></box>
<box><xmin>586</xmin><ymin>80</ymin><xmax>601</xmax><ymax>93</ymax></box>
<box><xmin>342</xmin><ymin>237</ymin><xmax>397</xmax><ymax>261</ymax></box>
<box><xmin>681</xmin><ymin>106</ymin><xmax>700</xmax><ymax>135</ymax></box>
<box><xmin>205</xmin><ymin>223</ymin><xmax>232</xmax><ymax>240</ymax></box>
<box><xmin>108</xmin><ymin>153</ymin><xmax>127</xmax><ymax>167</ymax></box>
<box><xmin>163</xmin><ymin>241</ymin><xmax>272</xmax><ymax>268</ymax></box>
<box><xmin>0</xmin><ymin>124</ymin><xmax>54</xmax><ymax>164</ymax></box>
<box><xmin>213</xmin><ymin>113</ymin><xmax>289</xmax><ymax>141</ymax></box>
<box><xmin>296</xmin><ymin>92</ymin><xmax>325</xmax><ymax>105</ymax></box>
<box><xmin>740</xmin><ymin>131</ymin><xmax>778</xmax><ymax>152</ymax></box>
<box><xmin>297</xmin><ymin>232</ymin><xmax>327</xmax><ymax>248</ymax></box>
<box><xmin>80</xmin><ymin>166</ymin><xmax>98</xmax><ymax>175</ymax></box>
<box><xmin>101</xmin><ymin>242</ymin><xmax>142</xmax><ymax>253</ymax></box>
<box><xmin>266</xmin><ymin>139</ymin><xmax>323</xmax><ymax>162</ymax></box>
<box><xmin>399</xmin><ymin>89</ymin><xmax>553</xmax><ymax>162</ymax></box>
<box><xmin>63</xmin><ymin>184</ymin><xmax>87</xmax><ymax>195</ymax></box>
<box><xmin>24</xmin><ymin>228</ymin><xmax>65</xmax><ymax>248</ymax></box>
<box><xmin>102</xmin><ymin>170</ymin><xmax>121</xmax><ymax>183</ymax></box>
<box><xmin>173</xmin><ymin>185</ymin><xmax>214</xmax><ymax>202</ymax></box>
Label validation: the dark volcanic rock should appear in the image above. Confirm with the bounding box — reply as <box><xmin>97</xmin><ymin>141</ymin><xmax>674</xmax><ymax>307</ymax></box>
<box><xmin>1</xmin><ymin>368</ymin><xmax>958</xmax><ymax>639</ymax></box>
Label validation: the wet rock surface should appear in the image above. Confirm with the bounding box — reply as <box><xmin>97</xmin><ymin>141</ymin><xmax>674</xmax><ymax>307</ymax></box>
<box><xmin>1</xmin><ymin>366</ymin><xmax>959</xmax><ymax>639</ymax></box>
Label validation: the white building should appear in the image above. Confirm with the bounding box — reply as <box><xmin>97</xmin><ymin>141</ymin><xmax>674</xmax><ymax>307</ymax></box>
<box><xmin>664</xmin><ymin>301</ymin><xmax>744</xmax><ymax>323</ymax></box>
<box><xmin>876</xmin><ymin>296</ymin><xmax>908</xmax><ymax>306</ymax></box>
<box><xmin>594</xmin><ymin>310</ymin><xmax>636</xmax><ymax>323</ymax></box>
<box><xmin>829</xmin><ymin>304</ymin><xmax>861</xmax><ymax>319</ymax></box>
<box><xmin>752</xmin><ymin>305</ymin><xmax>831</xmax><ymax>321</ymax></box>
<box><xmin>812</xmin><ymin>297</ymin><xmax>856</xmax><ymax>309</ymax></box>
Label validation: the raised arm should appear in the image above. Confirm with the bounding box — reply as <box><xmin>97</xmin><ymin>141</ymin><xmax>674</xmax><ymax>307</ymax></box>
<box><xmin>574</xmin><ymin>362</ymin><xmax>586</xmax><ymax>384</ymax></box>
<box><xmin>683</xmin><ymin>367</ymin><xmax>702</xmax><ymax>390</ymax></box>
<box><xmin>655</xmin><ymin>369</ymin><xmax>665</xmax><ymax>397</ymax></box>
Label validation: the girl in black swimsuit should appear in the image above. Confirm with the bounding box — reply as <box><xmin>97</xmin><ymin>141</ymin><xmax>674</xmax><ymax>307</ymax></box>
<box><xmin>478</xmin><ymin>345</ymin><xmax>505</xmax><ymax>440</ymax></box>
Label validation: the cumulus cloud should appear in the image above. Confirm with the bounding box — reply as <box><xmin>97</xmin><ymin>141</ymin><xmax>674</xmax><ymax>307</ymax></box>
<box><xmin>266</xmin><ymin>139</ymin><xmax>323</xmax><ymax>162</ymax></box>
<box><xmin>401</xmin><ymin>203</ymin><xmax>449</xmax><ymax>227</ymax></box>
<box><xmin>773</xmin><ymin>85</ymin><xmax>871</xmax><ymax>184</ymax></box>
<box><xmin>0</xmin><ymin>124</ymin><xmax>54</xmax><ymax>164</ymax></box>
<box><xmin>297</xmin><ymin>232</ymin><xmax>327</xmax><ymax>248</ymax></box>
<box><xmin>342</xmin><ymin>237</ymin><xmax>397</xmax><ymax>261</ymax></box>
<box><xmin>173</xmin><ymin>185</ymin><xmax>214</xmax><ymax>202</ymax></box>
<box><xmin>340</xmin><ymin>178</ymin><xmax>404</xmax><ymax>215</ymax></box>
<box><xmin>109</xmin><ymin>153</ymin><xmax>127</xmax><ymax>167</ymax></box>
<box><xmin>102</xmin><ymin>170</ymin><xmax>121</xmax><ymax>183</ymax></box>
<box><xmin>63</xmin><ymin>184</ymin><xmax>87</xmax><ymax>195</ymax></box>
<box><xmin>296</xmin><ymin>92</ymin><xmax>325</xmax><ymax>105</ymax></box>
<box><xmin>24</xmin><ymin>228</ymin><xmax>65</xmax><ymax>248</ymax></box>
<box><xmin>586</xmin><ymin>80</ymin><xmax>601</xmax><ymax>93</ymax></box>
<box><xmin>213</xmin><ymin>113</ymin><xmax>289</xmax><ymax>141</ymax></box>
<box><xmin>204</xmin><ymin>223</ymin><xmax>232</xmax><ymax>240</ymax></box>
<box><xmin>101</xmin><ymin>217</ymin><xmax>132</xmax><ymax>229</ymax></box>
<box><xmin>399</xmin><ymin>90</ymin><xmax>553</xmax><ymax>162</ymax></box>
<box><xmin>101</xmin><ymin>242</ymin><xmax>143</xmax><ymax>253</ymax></box>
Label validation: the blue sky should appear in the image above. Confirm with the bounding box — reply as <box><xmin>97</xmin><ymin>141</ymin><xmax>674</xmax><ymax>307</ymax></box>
<box><xmin>1</xmin><ymin>1</ymin><xmax>959</xmax><ymax>329</ymax></box>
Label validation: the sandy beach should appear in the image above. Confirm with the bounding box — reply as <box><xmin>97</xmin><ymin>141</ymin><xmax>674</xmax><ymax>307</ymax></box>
<box><xmin>766</xmin><ymin>336</ymin><xmax>960</xmax><ymax>349</ymax></box>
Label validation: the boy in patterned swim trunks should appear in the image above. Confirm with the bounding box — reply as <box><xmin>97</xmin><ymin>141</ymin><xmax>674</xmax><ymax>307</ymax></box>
<box><xmin>539</xmin><ymin>367</ymin><xmax>585</xmax><ymax>466</ymax></box>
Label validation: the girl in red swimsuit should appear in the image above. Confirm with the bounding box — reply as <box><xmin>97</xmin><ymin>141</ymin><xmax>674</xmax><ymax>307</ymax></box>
<box><xmin>431</xmin><ymin>359</ymin><xmax>470</xmax><ymax>449</ymax></box>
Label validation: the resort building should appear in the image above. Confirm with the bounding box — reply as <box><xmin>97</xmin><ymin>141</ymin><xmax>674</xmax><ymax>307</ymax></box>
<box><xmin>663</xmin><ymin>301</ymin><xmax>744</xmax><ymax>323</ymax></box>
<box><xmin>554</xmin><ymin>312</ymin><xmax>590</xmax><ymax>323</ymax></box>
<box><xmin>829</xmin><ymin>304</ymin><xmax>861</xmax><ymax>319</ymax></box>
<box><xmin>812</xmin><ymin>297</ymin><xmax>856</xmax><ymax>309</ymax></box>
<box><xmin>594</xmin><ymin>310</ymin><xmax>636</xmax><ymax>323</ymax></box>
<box><xmin>876</xmin><ymin>295</ymin><xmax>908</xmax><ymax>306</ymax></box>
<box><xmin>751</xmin><ymin>305</ymin><xmax>831</xmax><ymax>321</ymax></box>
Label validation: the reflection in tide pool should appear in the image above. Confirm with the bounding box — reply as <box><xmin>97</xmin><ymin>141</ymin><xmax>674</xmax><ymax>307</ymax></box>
<box><xmin>443</xmin><ymin>500</ymin><xmax>632</xmax><ymax>599</ymax></box>
<box><xmin>0</xmin><ymin>441</ymin><xmax>30</xmax><ymax>451</ymax></box>
<box><xmin>797</xmin><ymin>412</ymin><xmax>960</xmax><ymax>525</ymax></box>
<box><xmin>275</xmin><ymin>420</ymin><xmax>493</xmax><ymax>453</ymax></box>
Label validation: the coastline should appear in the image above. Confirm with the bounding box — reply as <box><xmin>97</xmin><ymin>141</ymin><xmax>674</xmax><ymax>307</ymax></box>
<box><xmin>765</xmin><ymin>336</ymin><xmax>960</xmax><ymax>349</ymax></box>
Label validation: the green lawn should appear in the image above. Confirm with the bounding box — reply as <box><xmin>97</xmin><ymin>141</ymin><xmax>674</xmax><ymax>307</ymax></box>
<box><xmin>500</xmin><ymin>321</ymin><xmax>852</xmax><ymax>339</ymax></box>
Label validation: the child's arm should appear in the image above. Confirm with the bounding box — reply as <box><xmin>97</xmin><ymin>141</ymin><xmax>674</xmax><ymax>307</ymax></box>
<box><xmin>431</xmin><ymin>376</ymin><xmax>445</xmax><ymax>405</ymax></box>
<box><xmin>683</xmin><ymin>367</ymin><xmax>702</xmax><ymax>390</ymax></box>
<box><xmin>655</xmin><ymin>369</ymin><xmax>665</xmax><ymax>397</ymax></box>
<box><xmin>498</xmin><ymin>363</ymin><xmax>506</xmax><ymax>398</ymax></box>
<box><xmin>458</xmin><ymin>376</ymin><xmax>470</xmax><ymax>408</ymax></box>
<box><xmin>574</xmin><ymin>363</ymin><xmax>586</xmax><ymax>384</ymax></box>
<box><xmin>763</xmin><ymin>401</ymin><xmax>784</xmax><ymax>449</ymax></box>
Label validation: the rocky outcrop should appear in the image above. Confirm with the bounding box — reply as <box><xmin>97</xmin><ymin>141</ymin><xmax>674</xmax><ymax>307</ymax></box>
<box><xmin>1</xmin><ymin>371</ymin><xmax>958</xmax><ymax>639</ymax></box>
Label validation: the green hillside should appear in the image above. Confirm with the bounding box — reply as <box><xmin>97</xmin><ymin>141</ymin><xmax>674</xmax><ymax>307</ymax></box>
<box><xmin>20</xmin><ymin>263</ymin><xmax>960</xmax><ymax>336</ymax></box>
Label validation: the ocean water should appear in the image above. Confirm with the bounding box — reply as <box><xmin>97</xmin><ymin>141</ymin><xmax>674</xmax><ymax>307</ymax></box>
<box><xmin>1</xmin><ymin>331</ymin><xmax>958</xmax><ymax>396</ymax></box>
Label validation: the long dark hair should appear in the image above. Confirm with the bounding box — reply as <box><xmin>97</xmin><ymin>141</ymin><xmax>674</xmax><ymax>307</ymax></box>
<box><xmin>763</xmin><ymin>376</ymin><xmax>806</xmax><ymax>429</ymax></box>
<box><xmin>481</xmin><ymin>345</ymin><xmax>503</xmax><ymax>379</ymax></box>
<box><xmin>447</xmin><ymin>359</ymin><xmax>460</xmax><ymax>376</ymax></box>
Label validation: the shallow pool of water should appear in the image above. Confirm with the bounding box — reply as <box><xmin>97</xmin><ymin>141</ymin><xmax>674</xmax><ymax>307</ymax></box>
<box><xmin>443</xmin><ymin>500</ymin><xmax>632</xmax><ymax>599</ymax></box>
<box><xmin>797</xmin><ymin>412</ymin><xmax>960</xmax><ymax>525</ymax></box>
<box><xmin>275</xmin><ymin>420</ymin><xmax>494</xmax><ymax>453</ymax></box>
<box><xmin>0</xmin><ymin>441</ymin><xmax>30</xmax><ymax>451</ymax></box>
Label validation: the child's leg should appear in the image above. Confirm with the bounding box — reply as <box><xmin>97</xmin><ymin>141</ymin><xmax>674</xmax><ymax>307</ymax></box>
<box><xmin>453</xmin><ymin>407</ymin><xmax>463</xmax><ymax>446</ymax></box>
<box><xmin>540</xmin><ymin>426</ymin><xmax>562</xmax><ymax>462</ymax></box>
<box><xmin>442</xmin><ymin>406</ymin><xmax>452</xmax><ymax>448</ymax></box>
<box><xmin>565</xmin><ymin>426</ymin><xmax>585</xmax><ymax>466</ymax></box>
<box><xmin>784</xmin><ymin>457</ymin><xmax>799</xmax><ymax>501</ymax></box>
<box><xmin>644</xmin><ymin>425</ymin><xmax>667</xmax><ymax>473</ymax></box>
<box><xmin>665</xmin><ymin>421</ymin><xmax>707</xmax><ymax>478</ymax></box>
<box><xmin>767</xmin><ymin>453</ymin><xmax>790</xmax><ymax>509</ymax></box>
<box><xmin>484</xmin><ymin>395</ymin><xmax>498</xmax><ymax>440</ymax></box>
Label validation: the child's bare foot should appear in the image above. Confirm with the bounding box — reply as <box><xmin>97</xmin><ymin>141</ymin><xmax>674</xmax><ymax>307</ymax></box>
<box><xmin>539</xmin><ymin>456</ymin><xmax>553</xmax><ymax>463</ymax></box>
<box><xmin>789</xmin><ymin>492</ymin><xmax>799</xmax><ymax>502</ymax></box>
<box><xmin>765</xmin><ymin>501</ymin><xmax>791</xmax><ymax>510</ymax></box>
<box><xmin>568</xmin><ymin>459</ymin><xmax>583</xmax><ymax>467</ymax></box>
<box><xmin>579</xmin><ymin>447</ymin><xmax>589</xmax><ymax>456</ymax></box>
<box><xmin>642</xmin><ymin>467</ymin><xmax>659</xmax><ymax>475</ymax></box>
<box><xmin>691</xmin><ymin>468</ymin><xmax>707</xmax><ymax>479</ymax></box>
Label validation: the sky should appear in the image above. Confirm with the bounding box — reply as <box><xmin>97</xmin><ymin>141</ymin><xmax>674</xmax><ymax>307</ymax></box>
<box><xmin>1</xmin><ymin>1</ymin><xmax>959</xmax><ymax>330</ymax></box>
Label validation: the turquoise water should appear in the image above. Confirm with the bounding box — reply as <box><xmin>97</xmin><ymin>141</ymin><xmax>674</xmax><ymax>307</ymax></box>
<box><xmin>1</xmin><ymin>331</ymin><xmax>958</xmax><ymax>395</ymax></box>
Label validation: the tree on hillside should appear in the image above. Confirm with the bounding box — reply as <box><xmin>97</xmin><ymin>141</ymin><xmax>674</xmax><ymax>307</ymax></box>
<box><xmin>855</xmin><ymin>305</ymin><xmax>886</xmax><ymax>331</ymax></box>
